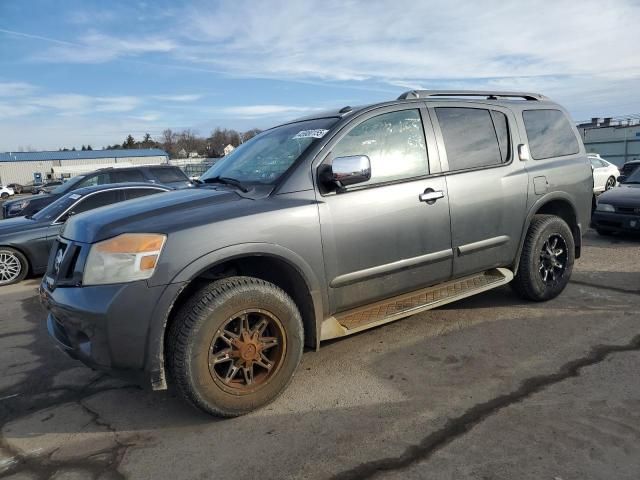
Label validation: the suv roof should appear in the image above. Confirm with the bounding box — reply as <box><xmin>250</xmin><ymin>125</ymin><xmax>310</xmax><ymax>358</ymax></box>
<box><xmin>293</xmin><ymin>89</ymin><xmax>557</xmax><ymax>123</ymax></box>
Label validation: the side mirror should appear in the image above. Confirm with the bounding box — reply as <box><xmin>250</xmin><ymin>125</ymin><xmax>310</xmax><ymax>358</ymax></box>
<box><xmin>617</xmin><ymin>175</ymin><xmax>625</xmax><ymax>183</ymax></box>
<box><xmin>327</xmin><ymin>155</ymin><xmax>371</xmax><ymax>189</ymax></box>
<box><xmin>517</xmin><ymin>144</ymin><xmax>530</xmax><ymax>161</ymax></box>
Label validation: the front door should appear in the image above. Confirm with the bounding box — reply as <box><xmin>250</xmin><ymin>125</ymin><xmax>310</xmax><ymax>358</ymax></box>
<box><xmin>316</xmin><ymin>106</ymin><xmax>453</xmax><ymax>313</ymax></box>
<box><xmin>429</xmin><ymin>104</ymin><xmax>528</xmax><ymax>277</ymax></box>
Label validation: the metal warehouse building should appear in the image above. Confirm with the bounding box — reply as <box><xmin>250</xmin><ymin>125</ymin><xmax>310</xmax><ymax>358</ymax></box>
<box><xmin>0</xmin><ymin>149</ymin><xmax>169</xmax><ymax>185</ymax></box>
<box><xmin>578</xmin><ymin>116</ymin><xmax>640</xmax><ymax>167</ymax></box>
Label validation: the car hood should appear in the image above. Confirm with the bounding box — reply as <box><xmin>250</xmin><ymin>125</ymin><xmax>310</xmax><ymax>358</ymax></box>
<box><xmin>0</xmin><ymin>216</ymin><xmax>48</xmax><ymax>236</ymax></box>
<box><xmin>62</xmin><ymin>187</ymin><xmax>249</xmax><ymax>243</ymax></box>
<box><xmin>4</xmin><ymin>193</ymin><xmax>59</xmax><ymax>210</ymax></box>
<box><xmin>598</xmin><ymin>184</ymin><xmax>640</xmax><ymax>205</ymax></box>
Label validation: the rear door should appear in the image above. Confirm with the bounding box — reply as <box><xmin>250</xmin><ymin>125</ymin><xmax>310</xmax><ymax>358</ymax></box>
<box><xmin>429</xmin><ymin>103</ymin><xmax>528</xmax><ymax>277</ymax></box>
<box><xmin>316</xmin><ymin>106</ymin><xmax>453</xmax><ymax>312</ymax></box>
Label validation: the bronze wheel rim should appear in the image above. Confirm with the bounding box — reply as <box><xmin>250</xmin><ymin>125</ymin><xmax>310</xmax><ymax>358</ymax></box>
<box><xmin>208</xmin><ymin>309</ymin><xmax>286</xmax><ymax>395</ymax></box>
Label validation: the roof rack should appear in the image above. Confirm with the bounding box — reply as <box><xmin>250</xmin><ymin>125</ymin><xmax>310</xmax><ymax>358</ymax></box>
<box><xmin>397</xmin><ymin>90</ymin><xmax>547</xmax><ymax>101</ymax></box>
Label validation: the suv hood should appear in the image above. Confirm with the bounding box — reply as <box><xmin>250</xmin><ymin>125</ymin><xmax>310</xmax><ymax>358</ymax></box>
<box><xmin>598</xmin><ymin>184</ymin><xmax>640</xmax><ymax>205</ymax></box>
<box><xmin>62</xmin><ymin>187</ymin><xmax>246</xmax><ymax>243</ymax></box>
<box><xmin>4</xmin><ymin>193</ymin><xmax>60</xmax><ymax>215</ymax></box>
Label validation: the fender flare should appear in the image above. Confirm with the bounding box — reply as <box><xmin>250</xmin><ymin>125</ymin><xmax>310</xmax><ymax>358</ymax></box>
<box><xmin>512</xmin><ymin>192</ymin><xmax>582</xmax><ymax>274</ymax></box>
<box><xmin>144</xmin><ymin>243</ymin><xmax>327</xmax><ymax>390</ymax></box>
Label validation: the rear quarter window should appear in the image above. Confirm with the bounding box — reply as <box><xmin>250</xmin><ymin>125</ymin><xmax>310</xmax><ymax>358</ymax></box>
<box><xmin>523</xmin><ymin>109</ymin><xmax>580</xmax><ymax>160</ymax></box>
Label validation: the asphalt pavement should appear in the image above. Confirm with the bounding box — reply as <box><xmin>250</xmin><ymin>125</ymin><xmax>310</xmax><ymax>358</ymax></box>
<box><xmin>0</xmin><ymin>229</ymin><xmax>639</xmax><ymax>480</ymax></box>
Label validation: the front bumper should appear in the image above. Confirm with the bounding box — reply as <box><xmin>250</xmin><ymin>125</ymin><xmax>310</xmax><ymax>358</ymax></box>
<box><xmin>591</xmin><ymin>211</ymin><xmax>640</xmax><ymax>233</ymax></box>
<box><xmin>40</xmin><ymin>278</ymin><xmax>185</xmax><ymax>387</ymax></box>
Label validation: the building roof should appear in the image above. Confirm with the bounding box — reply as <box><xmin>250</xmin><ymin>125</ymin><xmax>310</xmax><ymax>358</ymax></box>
<box><xmin>0</xmin><ymin>148</ymin><xmax>168</xmax><ymax>163</ymax></box>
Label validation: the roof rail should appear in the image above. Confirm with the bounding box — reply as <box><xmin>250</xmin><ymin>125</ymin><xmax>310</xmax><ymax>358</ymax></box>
<box><xmin>397</xmin><ymin>90</ymin><xmax>547</xmax><ymax>101</ymax></box>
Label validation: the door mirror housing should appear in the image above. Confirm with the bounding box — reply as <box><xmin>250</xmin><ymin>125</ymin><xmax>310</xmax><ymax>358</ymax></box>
<box><xmin>326</xmin><ymin>155</ymin><xmax>371</xmax><ymax>189</ymax></box>
<box><xmin>617</xmin><ymin>175</ymin><xmax>626</xmax><ymax>183</ymax></box>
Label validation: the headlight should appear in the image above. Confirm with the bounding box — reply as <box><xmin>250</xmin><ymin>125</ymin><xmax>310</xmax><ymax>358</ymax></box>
<box><xmin>83</xmin><ymin>233</ymin><xmax>166</xmax><ymax>285</ymax></box>
<box><xmin>596</xmin><ymin>203</ymin><xmax>615</xmax><ymax>212</ymax></box>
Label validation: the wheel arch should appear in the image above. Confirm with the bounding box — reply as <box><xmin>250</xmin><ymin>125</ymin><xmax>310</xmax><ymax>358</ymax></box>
<box><xmin>146</xmin><ymin>243</ymin><xmax>326</xmax><ymax>390</ymax></box>
<box><xmin>512</xmin><ymin>193</ymin><xmax>582</xmax><ymax>274</ymax></box>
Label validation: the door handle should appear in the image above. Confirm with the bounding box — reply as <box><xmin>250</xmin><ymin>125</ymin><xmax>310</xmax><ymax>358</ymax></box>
<box><xmin>419</xmin><ymin>189</ymin><xmax>445</xmax><ymax>204</ymax></box>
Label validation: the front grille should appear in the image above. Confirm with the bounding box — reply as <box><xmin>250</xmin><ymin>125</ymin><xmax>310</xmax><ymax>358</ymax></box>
<box><xmin>615</xmin><ymin>206</ymin><xmax>640</xmax><ymax>215</ymax></box>
<box><xmin>45</xmin><ymin>238</ymin><xmax>85</xmax><ymax>288</ymax></box>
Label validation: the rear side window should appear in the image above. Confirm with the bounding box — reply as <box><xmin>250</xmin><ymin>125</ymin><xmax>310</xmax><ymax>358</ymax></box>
<box><xmin>114</xmin><ymin>170</ymin><xmax>146</xmax><ymax>182</ymax></box>
<box><xmin>436</xmin><ymin>107</ymin><xmax>508</xmax><ymax>171</ymax></box>
<box><xmin>151</xmin><ymin>167</ymin><xmax>188</xmax><ymax>183</ymax></box>
<box><xmin>523</xmin><ymin>109</ymin><xmax>580</xmax><ymax>160</ymax></box>
<box><xmin>331</xmin><ymin>109</ymin><xmax>429</xmax><ymax>186</ymax></box>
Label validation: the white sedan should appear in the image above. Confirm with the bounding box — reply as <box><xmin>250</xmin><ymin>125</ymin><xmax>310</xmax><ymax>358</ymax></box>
<box><xmin>590</xmin><ymin>155</ymin><xmax>620</xmax><ymax>193</ymax></box>
<box><xmin>0</xmin><ymin>186</ymin><xmax>15</xmax><ymax>200</ymax></box>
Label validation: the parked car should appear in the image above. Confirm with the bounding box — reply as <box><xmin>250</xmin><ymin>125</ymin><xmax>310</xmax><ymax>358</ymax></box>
<box><xmin>0</xmin><ymin>186</ymin><xmax>15</xmax><ymax>200</ymax></box>
<box><xmin>589</xmin><ymin>154</ymin><xmax>619</xmax><ymax>193</ymax></box>
<box><xmin>617</xmin><ymin>160</ymin><xmax>640</xmax><ymax>184</ymax></box>
<box><xmin>3</xmin><ymin>165</ymin><xmax>191</xmax><ymax>218</ymax></box>
<box><xmin>33</xmin><ymin>181</ymin><xmax>63</xmax><ymax>195</ymax></box>
<box><xmin>592</xmin><ymin>166</ymin><xmax>640</xmax><ymax>235</ymax></box>
<box><xmin>7</xmin><ymin>183</ymin><xmax>24</xmax><ymax>194</ymax></box>
<box><xmin>0</xmin><ymin>183</ymin><xmax>171</xmax><ymax>286</ymax></box>
<box><xmin>40</xmin><ymin>89</ymin><xmax>592</xmax><ymax>417</ymax></box>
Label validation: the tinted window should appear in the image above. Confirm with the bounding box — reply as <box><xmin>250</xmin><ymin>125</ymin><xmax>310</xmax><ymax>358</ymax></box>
<box><xmin>491</xmin><ymin>111</ymin><xmax>511</xmax><ymax>162</ymax></box>
<box><xmin>124</xmin><ymin>188</ymin><xmax>166</xmax><ymax>200</ymax></box>
<box><xmin>70</xmin><ymin>190</ymin><xmax>119</xmax><ymax>215</ymax></box>
<box><xmin>77</xmin><ymin>173</ymin><xmax>111</xmax><ymax>188</ymax></box>
<box><xmin>523</xmin><ymin>109</ymin><xmax>580</xmax><ymax>160</ymax></box>
<box><xmin>151</xmin><ymin>167</ymin><xmax>188</xmax><ymax>183</ymax></box>
<box><xmin>436</xmin><ymin>108</ymin><xmax>504</xmax><ymax>171</ymax></box>
<box><xmin>114</xmin><ymin>170</ymin><xmax>146</xmax><ymax>182</ymax></box>
<box><xmin>331</xmin><ymin>109</ymin><xmax>429</xmax><ymax>186</ymax></box>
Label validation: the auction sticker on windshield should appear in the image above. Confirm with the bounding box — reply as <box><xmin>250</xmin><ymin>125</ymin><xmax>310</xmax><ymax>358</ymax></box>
<box><xmin>292</xmin><ymin>129</ymin><xmax>328</xmax><ymax>139</ymax></box>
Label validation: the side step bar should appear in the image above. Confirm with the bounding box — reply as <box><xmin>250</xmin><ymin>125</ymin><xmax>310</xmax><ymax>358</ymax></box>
<box><xmin>320</xmin><ymin>268</ymin><xmax>514</xmax><ymax>341</ymax></box>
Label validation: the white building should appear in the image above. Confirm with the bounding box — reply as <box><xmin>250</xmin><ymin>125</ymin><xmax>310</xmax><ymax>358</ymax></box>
<box><xmin>0</xmin><ymin>149</ymin><xmax>169</xmax><ymax>185</ymax></box>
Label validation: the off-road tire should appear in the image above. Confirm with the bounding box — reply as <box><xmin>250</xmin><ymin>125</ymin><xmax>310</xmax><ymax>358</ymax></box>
<box><xmin>0</xmin><ymin>247</ymin><xmax>29</xmax><ymax>286</ymax></box>
<box><xmin>168</xmin><ymin>276</ymin><xmax>304</xmax><ymax>417</ymax></box>
<box><xmin>511</xmin><ymin>215</ymin><xmax>575</xmax><ymax>302</ymax></box>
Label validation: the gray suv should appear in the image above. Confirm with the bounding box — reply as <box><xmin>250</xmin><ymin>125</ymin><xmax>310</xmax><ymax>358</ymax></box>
<box><xmin>40</xmin><ymin>90</ymin><xmax>592</xmax><ymax>417</ymax></box>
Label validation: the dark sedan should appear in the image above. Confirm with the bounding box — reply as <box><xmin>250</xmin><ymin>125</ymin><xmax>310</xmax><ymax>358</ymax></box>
<box><xmin>592</xmin><ymin>167</ymin><xmax>640</xmax><ymax>235</ymax></box>
<box><xmin>0</xmin><ymin>183</ymin><xmax>171</xmax><ymax>285</ymax></box>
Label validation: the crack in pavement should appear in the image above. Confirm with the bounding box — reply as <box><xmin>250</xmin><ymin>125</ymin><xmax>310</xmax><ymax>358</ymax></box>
<box><xmin>331</xmin><ymin>333</ymin><xmax>640</xmax><ymax>480</ymax></box>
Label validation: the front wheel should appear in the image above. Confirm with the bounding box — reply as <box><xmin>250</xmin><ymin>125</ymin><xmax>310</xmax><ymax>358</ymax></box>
<box><xmin>168</xmin><ymin>276</ymin><xmax>304</xmax><ymax>417</ymax></box>
<box><xmin>0</xmin><ymin>193</ymin><xmax>8</xmax><ymax>200</ymax></box>
<box><xmin>511</xmin><ymin>215</ymin><xmax>575</xmax><ymax>302</ymax></box>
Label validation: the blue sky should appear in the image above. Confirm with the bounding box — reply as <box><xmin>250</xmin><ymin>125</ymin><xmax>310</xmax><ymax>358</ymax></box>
<box><xmin>1</xmin><ymin>0</ymin><xmax>639</xmax><ymax>151</ymax></box>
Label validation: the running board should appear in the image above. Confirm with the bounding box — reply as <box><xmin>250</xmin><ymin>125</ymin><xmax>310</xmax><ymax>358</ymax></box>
<box><xmin>320</xmin><ymin>268</ymin><xmax>513</xmax><ymax>341</ymax></box>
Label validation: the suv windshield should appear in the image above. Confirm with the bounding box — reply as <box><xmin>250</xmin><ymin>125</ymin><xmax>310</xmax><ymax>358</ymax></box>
<box><xmin>50</xmin><ymin>176</ymin><xmax>84</xmax><ymax>194</ymax></box>
<box><xmin>200</xmin><ymin>118</ymin><xmax>337</xmax><ymax>185</ymax></box>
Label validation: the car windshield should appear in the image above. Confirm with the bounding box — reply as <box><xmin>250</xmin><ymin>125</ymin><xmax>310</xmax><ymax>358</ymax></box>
<box><xmin>31</xmin><ymin>192</ymin><xmax>81</xmax><ymax>222</ymax></box>
<box><xmin>200</xmin><ymin>118</ymin><xmax>337</xmax><ymax>185</ymax></box>
<box><xmin>624</xmin><ymin>167</ymin><xmax>640</xmax><ymax>183</ymax></box>
<box><xmin>50</xmin><ymin>176</ymin><xmax>84</xmax><ymax>194</ymax></box>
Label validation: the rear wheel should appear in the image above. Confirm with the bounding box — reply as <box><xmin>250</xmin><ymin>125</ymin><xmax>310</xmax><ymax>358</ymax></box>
<box><xmin>511</xmin><ymin>215</ymin><xmax>575</xmax><ymax>302</ymax></box>
<box><xmin>605</xmin><ymin>176</ymin><xmax>616</xmax><ymax>190</ymax></box>
<box><xmin>0</xmin><ymin>247</ymin><xmax>28</xmax><ymax>286</ymax></box>
<box><xmin>168</xmin><ymin>276</ymin><xmax>304</xmax><ymax>417</ymax></box>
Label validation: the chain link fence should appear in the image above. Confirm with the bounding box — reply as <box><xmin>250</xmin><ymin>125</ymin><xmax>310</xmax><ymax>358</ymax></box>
<box><xmin>168</xmin><ymin>157</ymin><xmax>219</xmax><ymax>179</ymax></box>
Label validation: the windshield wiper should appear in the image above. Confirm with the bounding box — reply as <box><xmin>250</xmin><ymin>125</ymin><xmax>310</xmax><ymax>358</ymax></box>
<box><xmin>202</xmin><ymin>176</ymin><xmax>250</xmax><ymax>193</ymax></box>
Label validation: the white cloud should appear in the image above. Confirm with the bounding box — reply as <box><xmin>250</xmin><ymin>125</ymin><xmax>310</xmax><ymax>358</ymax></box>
<box><xmin>35</xmin><ymin>32</ymin><xmax>177</xmax><ymax>63</ymax></box>
<box><xmin>0</xmin><ymin>81</ymin><xmax>37</xmax><ymax>97</ymax></box>
<box><xmin>152</xmin><ymin>94</ymin><xmax>203</xmax><ymax>102</ymax></box>
<box><xmin>180</xmin><ymin>0</ymin><xmax>640</xmax><ymax>84</ymax></box>
<box><xmin>219</xmin><ymin>105</ymin><xmax>322</xmax><ymax>118</ymax></box>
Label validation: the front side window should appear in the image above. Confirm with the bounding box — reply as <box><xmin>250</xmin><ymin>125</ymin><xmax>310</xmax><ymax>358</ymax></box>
<box><xmin>70</xmin><ymin>190</ymin><xmax>119</xmax><ymax>216</ymax></box>
<box><xmin>77</xmin><ymin>173</ymin><xmax>111</xmax><ymax>188</ymax></box>
<box><xmin>436</xmin><ymin>107</ymin><xmax>506</xmax><ymax>171</ymax></box>
<box><xmin>201</xmin><ymin>118</ymin><xmax>337</xmax><ymax>185</ymax></box>
<box><xmin>114</xmin><ymin>170</ymin><xmax>146</xmax><ymax>182</ymax></box>
<box><xmin>331</xmin><ymin>109</ymin><xmax>429</xmax><ymax>186</ymax></box>
<box><xmin>523</xmin><ymin>109</ymin><xmax>580</xmax><ymax>160</ymax></box>
<box><xmin>151</xmin><ymin>167</ymin><xmax>189</xmax><ymax>183</ymax></box>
